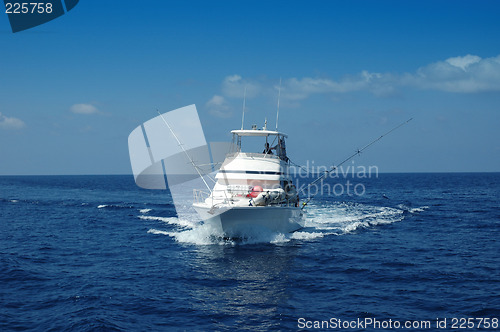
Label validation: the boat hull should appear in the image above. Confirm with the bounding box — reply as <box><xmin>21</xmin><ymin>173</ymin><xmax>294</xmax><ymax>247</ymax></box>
<box><xmin>193</xmin><ymin>204</ymin><xmax>304</xmax><ymax>238</ymax></box>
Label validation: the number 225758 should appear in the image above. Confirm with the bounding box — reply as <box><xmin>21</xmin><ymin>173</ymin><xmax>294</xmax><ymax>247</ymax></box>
<box><xmin>5</xmin><ymin>2</ymin><xmax>54</xmax><ymax>14</ymax></box>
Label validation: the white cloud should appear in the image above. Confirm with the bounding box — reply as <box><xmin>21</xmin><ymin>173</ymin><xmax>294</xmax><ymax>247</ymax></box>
<box><xmin>217</xmin><ymin>54</ymin><xmax>500</xmax><ymax>105</ymax></box>
<box><xmin>446</xmin><ymin>54</ymin><xmax>481</xmax><ymax>71</ymax></box>
<box><xmin>411</xmin><ymin>54</ymin><xmax>500</xmax><ymax>92</ymax></box>
<box><xmin>281</xmin><ymin>70</ymin><xmax>393</xmax><ymax>100</ymax></box>
<box><xmin>70</xmin><ymin>103</ymin><xmax>99</xmax><ymax>114</ymax></box>
<box><xmin>0</xmin><ymin>112</ymin><xmax>25</xmax><ymax>129</ymax></box>
<box><xmin>222</xmin><ymin>75</ymin><xmax>261</xmax><ymax>98</ymax></box>
<box><xmin>206</xmin><ymin>95</ymin><xmax>232</xmax><ymax>118</ymax></box>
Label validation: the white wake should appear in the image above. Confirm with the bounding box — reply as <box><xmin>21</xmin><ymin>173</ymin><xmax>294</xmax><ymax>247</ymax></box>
<box><xmin>142</xmin><ymin>202</ymin><xmax>428</xmax><ymax>245</ymax></box>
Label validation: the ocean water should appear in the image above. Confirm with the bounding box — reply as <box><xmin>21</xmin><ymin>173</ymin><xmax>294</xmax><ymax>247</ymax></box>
<box><xmin>1</xmin><ymin>173</ymin><xmax>499</xmax><ymax>331</ymax></box>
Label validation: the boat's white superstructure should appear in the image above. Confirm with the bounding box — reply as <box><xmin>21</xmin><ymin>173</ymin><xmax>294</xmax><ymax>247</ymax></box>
<box><xmin>193</xmin><ymin>127</ymin><xmax>304</xmax><ymax>237</ymax></box>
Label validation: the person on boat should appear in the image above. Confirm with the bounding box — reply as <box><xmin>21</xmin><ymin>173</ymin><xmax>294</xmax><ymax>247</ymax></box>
<box><xmin>277</xmin><ymin>138</ymin><xmax>288</xmax><ymax>162</ymax></box>
<box><xmin>263</xmin><ymin>143</ymin><xmax>273</xmax><ymax>155</ymax></box>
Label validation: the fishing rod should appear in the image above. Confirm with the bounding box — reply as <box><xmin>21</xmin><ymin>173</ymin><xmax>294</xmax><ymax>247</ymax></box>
<box><xmin>157</xmin><ymin>110</ymin><xmax>213</xmax><ymax>193</ymax></box>
<box><xmin>299</xmin><ymin>118</ymin><xmax>413</xmax><ymax>209</ymax></box>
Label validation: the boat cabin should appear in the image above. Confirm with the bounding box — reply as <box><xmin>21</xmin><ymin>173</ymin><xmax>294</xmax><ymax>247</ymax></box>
<box><xmin>230</xmin><ymin>127</ymin><xmax>289</xmax><ymax>162</ymax></box>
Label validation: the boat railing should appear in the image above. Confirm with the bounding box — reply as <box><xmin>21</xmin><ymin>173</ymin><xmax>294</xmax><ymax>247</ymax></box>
<box><xmin>193</xmin><ymin>189</ymin><xmax>237</xmax><ymax>206</ymax></box>
<box><xmin>226</xmin><ymin>152</ymin><xmax>280</xmax><ymax>160</ymax></box>
<box><xmin>194</xmin><ymin>188</ymin><xmax>299</xmax><ymax>207</ymax></box>
<box><xmin>193</xmin><ymin>189</ymin><xmax>211</xmax><ymax>205</ymax></box>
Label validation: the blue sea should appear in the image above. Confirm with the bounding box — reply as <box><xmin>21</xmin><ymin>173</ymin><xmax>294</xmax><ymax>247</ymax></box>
<box><xmin>1</xmin><ymin>173</ymin><xmax>499</xmax><ymax>331</ymax></box>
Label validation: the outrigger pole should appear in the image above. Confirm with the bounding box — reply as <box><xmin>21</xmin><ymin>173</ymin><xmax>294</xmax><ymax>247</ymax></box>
<box><xmin>157</xmin><ymin>110</ymin><xmax>212</xmax><ymax>193</ymax></box>
<box><xmin>299</xmin><ymin>118</ymin><xmax>413</xmax><ymax>209</ymax></box>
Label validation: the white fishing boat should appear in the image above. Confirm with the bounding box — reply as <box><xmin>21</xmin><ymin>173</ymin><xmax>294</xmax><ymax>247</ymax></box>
<box><xmin>128</xmin><ymin>102</ymin><xmax>411</xmax><ymax>240</ymax></box>
<box><xmin>193</xmin><ymin>125</ymin><xmax>304</xmax><ymax>237</ymax></box>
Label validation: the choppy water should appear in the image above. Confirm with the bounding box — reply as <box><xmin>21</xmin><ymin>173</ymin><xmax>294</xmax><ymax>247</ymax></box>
<box><xmin>1</xmin><ymin>173</ymin><xmax>499</xmax><ymax>330</ymax></box>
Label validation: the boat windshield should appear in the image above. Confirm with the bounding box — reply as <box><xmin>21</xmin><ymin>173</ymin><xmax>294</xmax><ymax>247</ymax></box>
<box><xmin>230</xmin><ymin>130</ymin><xmax>288</xmax><ymax>161</ymax></box>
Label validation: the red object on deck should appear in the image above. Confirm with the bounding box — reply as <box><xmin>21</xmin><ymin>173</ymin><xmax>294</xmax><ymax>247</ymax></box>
<box><xmin>248</xmin><ymin>185</ymin><xmax>263</xmax><ymax>198</ymax></box>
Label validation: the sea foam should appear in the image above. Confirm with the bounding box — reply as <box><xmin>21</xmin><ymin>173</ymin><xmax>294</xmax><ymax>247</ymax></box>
<box><xmin>145</xmin><ymin>201</ymin><xmax>428</xmax><ymax>245</ymax></box>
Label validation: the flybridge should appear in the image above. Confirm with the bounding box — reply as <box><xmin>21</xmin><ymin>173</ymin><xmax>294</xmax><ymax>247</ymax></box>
<box><xmin>230</xmin><ymin>126</ymin><xmax>289</xmax><ymax>163</ymax></box>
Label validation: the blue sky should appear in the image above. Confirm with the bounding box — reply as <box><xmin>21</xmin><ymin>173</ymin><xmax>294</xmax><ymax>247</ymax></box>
<box><xmin>1</xmin><ymin>0</ymin><xmax>499</xmax><ymax>175</ymax></box>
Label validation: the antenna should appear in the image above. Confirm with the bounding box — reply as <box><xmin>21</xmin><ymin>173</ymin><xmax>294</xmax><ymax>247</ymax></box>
<box><xmin>275</xmin><ymin>77</ymin><xmax>282</xmax><ymax>131</ymax></box>
<box><xmin>241</xmin><ymin>86</ymin><xmax>247</xmax><ymax>130</ymax></box>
